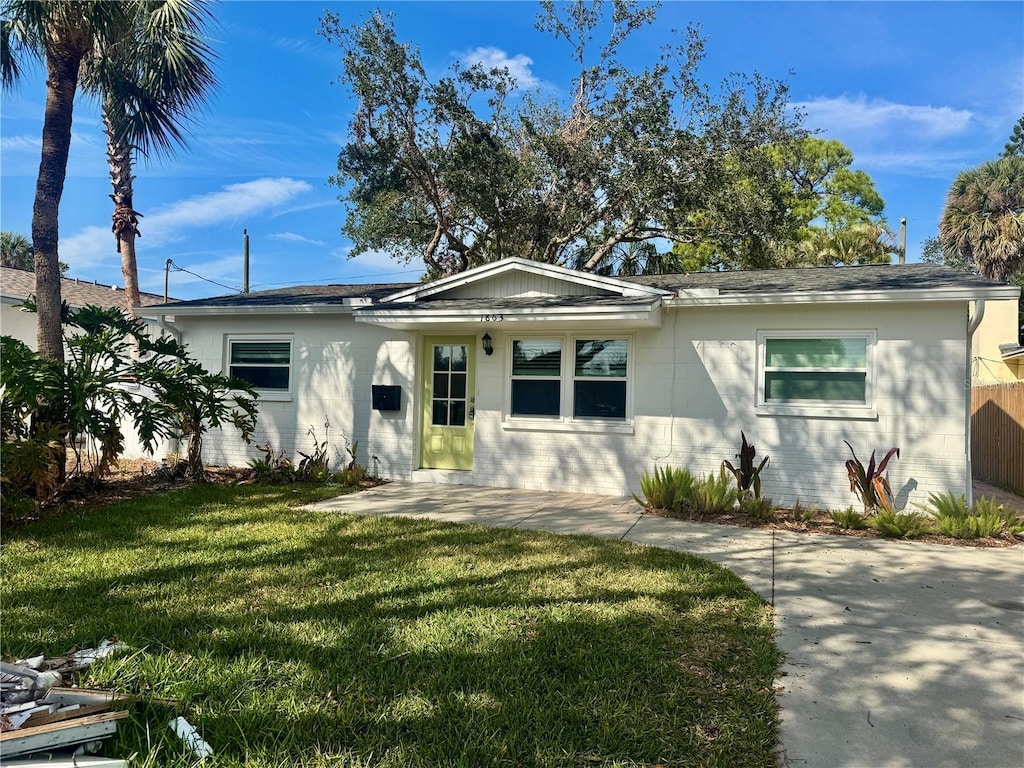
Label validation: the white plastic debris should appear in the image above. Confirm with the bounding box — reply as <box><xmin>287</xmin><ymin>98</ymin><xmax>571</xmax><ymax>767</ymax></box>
<box><xmin>169</xmin><ymin>716</ymin><xmax>213</xmax><ymax>760</ymax></box>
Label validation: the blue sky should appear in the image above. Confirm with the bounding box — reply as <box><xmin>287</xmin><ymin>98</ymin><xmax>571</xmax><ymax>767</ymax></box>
<box><xmin>1</xmin><ymin>1</ymin><xmax>1021</xmax><ymax>301</ymax></box>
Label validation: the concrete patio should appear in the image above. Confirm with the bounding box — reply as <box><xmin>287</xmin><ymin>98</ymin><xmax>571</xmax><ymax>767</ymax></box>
<box><xmin>306</xmin><ymin>482</ymin><xmax>1024</xmax><ymax>768</ymax></box>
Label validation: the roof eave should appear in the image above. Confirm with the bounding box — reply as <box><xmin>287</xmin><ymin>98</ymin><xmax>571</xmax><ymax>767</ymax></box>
<box><xmin>355</xmin><ymin>301</ymin><xmax>663</xmax><ymax>330</ymax></box>
<box><xmin>664</xmin><ymin>285</ymin><xmax>1021</xmax><ymax>307</ymax></box>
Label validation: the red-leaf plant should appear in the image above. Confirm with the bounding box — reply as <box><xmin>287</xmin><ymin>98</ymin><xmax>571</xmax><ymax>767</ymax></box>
<box><xmin>844</xmin><ymin>440</ymin><xmax>900</xmax><ymax>515</ymax></box>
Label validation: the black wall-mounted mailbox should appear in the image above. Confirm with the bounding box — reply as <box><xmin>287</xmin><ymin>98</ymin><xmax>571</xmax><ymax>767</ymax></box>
<box><xmin>372</xmin><ymin>385</ymin><xmax>401</xmax><ymax>411</ymax></box>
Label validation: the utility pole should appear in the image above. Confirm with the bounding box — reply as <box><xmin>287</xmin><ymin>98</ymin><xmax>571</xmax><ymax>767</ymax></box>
<box><xmin>899</xmin><ymin>218</ymin><xmax>907</xmax><ymax>265</ymax></box>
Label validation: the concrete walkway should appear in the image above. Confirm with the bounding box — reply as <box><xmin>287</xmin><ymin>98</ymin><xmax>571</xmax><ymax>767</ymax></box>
<box><xmin>306</xmin><ymin>482</ymin><xmax>1024</xmax><ymax>768</ymax></box>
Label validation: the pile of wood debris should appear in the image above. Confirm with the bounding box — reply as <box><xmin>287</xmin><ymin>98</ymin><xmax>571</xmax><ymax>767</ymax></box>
<box><xmin>2</xmin><ymin>640</ymin><xmax>132</xmax><ymax>766</ymax></box>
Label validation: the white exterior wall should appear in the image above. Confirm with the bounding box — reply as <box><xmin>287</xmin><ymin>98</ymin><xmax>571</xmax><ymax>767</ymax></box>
<box><xmin>172</xmin><ymin>314</ymin><xmax>418</xmax><ymax>478</ymax></box>
<box><xmin>469</xmin><ymin>301</ymin><xmax>969</xmax><ymax>510</ymax></box>
<box><xmin>170</xmin><ymin>299</ymin><xmax>970</xmax><ymax>512</ymax></box>
<box><xmin>1</xmin><ymin>303</ymin><xmax>38</xmax><ymax>347</ymax></box>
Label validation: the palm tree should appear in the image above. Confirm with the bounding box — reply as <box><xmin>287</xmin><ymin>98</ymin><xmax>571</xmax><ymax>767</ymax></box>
<box><xmin>91</xmin><ymin>0</ymin><xmax>216</xmax><ymax>312</ymax></box>
<box><xmin>939</xmin><ymin>157</ymin><xmax>1024</xmax><ymax>282</ymax></box>
<box><xmin>1</xmin><ymin>230</ymin><xmax>33</xmax><ymax>269</ymax></box>
<box><xmin>1</xmin><ymin>2</ymin><xmax>128</xmax><ymax>360</ymax></box>
<box><xmin>0</xmin><ymin>1</ymin><xmax>215</xmax><ymax>344</ymax></box>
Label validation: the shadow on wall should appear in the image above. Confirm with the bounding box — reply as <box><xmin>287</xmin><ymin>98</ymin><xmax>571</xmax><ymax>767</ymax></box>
<box><xmin>971</xmin><ymin>394</ymin><xmax>1024</xmax><ymax>496</ymax></box>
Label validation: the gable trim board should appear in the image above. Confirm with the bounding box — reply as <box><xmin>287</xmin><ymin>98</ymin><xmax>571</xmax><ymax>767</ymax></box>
<box><xmin>134</xmin><ymin>262</ymin><xmax>1020</xmax><ymax>509</ymax></box>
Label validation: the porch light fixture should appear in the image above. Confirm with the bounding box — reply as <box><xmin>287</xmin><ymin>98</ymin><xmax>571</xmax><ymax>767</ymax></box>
<box><xmin>481</xmin><ymin>332</ymin><xmax>494</xmax><ymax>356</ymax></box>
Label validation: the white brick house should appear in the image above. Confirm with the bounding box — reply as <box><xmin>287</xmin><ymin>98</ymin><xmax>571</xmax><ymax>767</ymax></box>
<box><xmin>146</xmin><ymin>258</ymin><xmax>1019</xmax><ymax>509</ymax></box>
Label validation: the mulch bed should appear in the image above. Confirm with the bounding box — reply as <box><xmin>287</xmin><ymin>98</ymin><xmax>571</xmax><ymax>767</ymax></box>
<box><xmin>642</xmin><ymin>505</ymin><xmax>1022</xmax><ymax>548</ymax></box>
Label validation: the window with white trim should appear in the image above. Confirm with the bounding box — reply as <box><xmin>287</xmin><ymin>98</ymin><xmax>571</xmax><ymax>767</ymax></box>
<box><xmin>508</xmin><ymin>335</ymin><xmax>630</xmax><ymax>422</ymax></box>
<box><xmin>757</xmin><ymin>332</ymin><xmax>874</xmax><ymax>413</ymax></box>
<box><xmin>227</xmin><ymin>338</ymin><xmax>292</xmax><ymax>392</ymax></box>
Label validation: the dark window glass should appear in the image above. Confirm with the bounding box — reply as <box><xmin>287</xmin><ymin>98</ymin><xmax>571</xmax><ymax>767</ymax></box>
<box><xmin>573</xmin><ymin>381</ymin><xmax>626</xmax><ymax>419</ymax></box>
<box><xmin>575</xmin><ymin>340</ymin><xmax>627</xmax><ymax>377</ymax></box>
<box><xmin>433</xmin><ymin>372</ymin><xmax>449</xmax><ymax>398</ymax></box>
<box><xmin>432</xmin><ymin>400</ymin><xmax>448</xmax><ymax>426</ymax></box>
<box><xmin>512</xmin><ymin>340</ymin><xmax>561</xmax><ymax>376</ymax></box>
<box><xmin>511</xmin><ymin>380</ymin><xmax>561</xmax><ymax>417</ymax></box>
<box><xmin>450</xmin><ymin>401</ymin><xmax>466</xmax><ymax>426</ymax></box>
<box><xmin>450</xmin><ymin>373</ymin><xmax>467</xmax><ymax>399</ymax></box>
<box><xmin>230</xmin><ymin>342</ymin><xmax>290</xmax><ymax>365</ymax></box>
<box><xmin>229</xmin><ymin>365</ymin><xmax>290</xmax><ymax>390</ymax></box>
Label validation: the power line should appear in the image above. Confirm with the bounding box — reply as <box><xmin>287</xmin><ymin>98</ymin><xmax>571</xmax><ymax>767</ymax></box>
<box><xmin>167</xmin><ymin>260</ymin><xmax>240</xmax><ymax>293</ymax></box>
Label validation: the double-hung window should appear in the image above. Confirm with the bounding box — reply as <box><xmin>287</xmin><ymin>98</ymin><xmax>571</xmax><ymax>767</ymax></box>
<box><xmin>757</xmin><ymin>331</ymin><xmax>874</xmax><ymax>416</ymax></box>
<box><xmin>227</xmin><ymin>337</ymin><xmax>292</xmax><ymax>396</ymax></box>
<box><xmin>511</xmin><ymin>340</ymin><xmax>562</xmax><ymax>417</ymax></box>
<box><xmin>508</xmin><ymin>335</ymin><xmax>631</xmax><ymax>425</ymax></box>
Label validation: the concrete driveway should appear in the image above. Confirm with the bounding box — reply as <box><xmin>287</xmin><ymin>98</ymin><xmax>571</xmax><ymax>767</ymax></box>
<box><xmin>306</xmin><ymin>482</ymin><xmax>1024</xmax><ymax>768</ymax></box>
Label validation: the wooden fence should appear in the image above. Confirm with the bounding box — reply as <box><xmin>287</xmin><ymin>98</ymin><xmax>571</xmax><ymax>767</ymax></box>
<box><xmin>971</xmin><ymin>383</ymin><xmax>1024</xmax><ymax>495</ymax></box>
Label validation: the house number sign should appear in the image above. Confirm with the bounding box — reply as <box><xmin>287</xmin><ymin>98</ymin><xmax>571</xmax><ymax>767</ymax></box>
<box><xmin>480</xmin><ymin>314</ymin><xmax>504</xmax><ymax>322</ymax></box>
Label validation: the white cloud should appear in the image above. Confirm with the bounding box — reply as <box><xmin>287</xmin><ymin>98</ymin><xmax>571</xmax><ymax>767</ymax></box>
<box><xmin>59</xmin><ymin>177</ymin><xmax>313</xmax><ymax>270</ymax></box>
<box><xmin>797</xmin><ymin>95</ymin><xmax>974</xmax><ymax>140</ymax></box>
<box><xmin>0</xmin><ymin>134</ymin><xmax>40</xmax><ymax>153</ymax></box>
<box><xmin>271</xmin><ymin>232</ymin><xmax>326</xmax><ymax>247</ymax></box>
<box><xmin>459</xmin><ymin>47</ymin><xmax>539</xmax><ymax>90</ymax></box>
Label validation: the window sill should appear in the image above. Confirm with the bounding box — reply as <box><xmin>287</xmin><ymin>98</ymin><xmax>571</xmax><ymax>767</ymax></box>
<box><xmin>501</xmin><ymin>418</ymin><xmax>635</xmax><ymax>435</ymax></box>
<box><xmin>756</xmin><ymin>403</ymin><xmax>877</xmax><ymax>421</ymax></box>
<box><xmin>250</xmin><ymin>390</ymin><xmax>293</xmax><ymax>403</ymax></box>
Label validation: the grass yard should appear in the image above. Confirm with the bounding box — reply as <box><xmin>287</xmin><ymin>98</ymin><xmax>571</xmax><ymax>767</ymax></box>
<box><xmin>1</xmin><ymin>484</ymin><xmax>781</xmax><ymax>767</ymax></box>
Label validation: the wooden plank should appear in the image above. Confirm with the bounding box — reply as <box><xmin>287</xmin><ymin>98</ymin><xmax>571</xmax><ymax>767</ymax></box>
<box><xmin>21</xmin><ymin>701</ymin><xmax>112</xmax><ymax>729</ymax></box>
<box><xmin>41</xmin><ymin>687</ymin><xmax>131</xmax><ymax>706</ymax></box>
<box><xmin>0</xmin><ymin>756</ymin><xmax>127</xmax><ymax>767</ymax></box>
<box><xmin>0</xmin><ymin>710</ymin><xmax>127</xmax><ymax>758</ymax></box>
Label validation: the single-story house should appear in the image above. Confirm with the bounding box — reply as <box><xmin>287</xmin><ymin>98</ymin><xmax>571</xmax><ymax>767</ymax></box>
<box><xmin>127</xmin><ymin>259</ymin><xmax>1022</xmax><ymax>508</ymax></box>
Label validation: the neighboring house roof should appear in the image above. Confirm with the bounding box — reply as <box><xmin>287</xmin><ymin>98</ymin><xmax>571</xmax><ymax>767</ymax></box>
<box><xmin>0</xmin><ymin>266</ymin><xmax>170</xmax><ymax>307</ymax></box>
<box><xmin>147</xmin><ymin>260</ymin><xmax>1020</xmax><ymax>318</ymax></box>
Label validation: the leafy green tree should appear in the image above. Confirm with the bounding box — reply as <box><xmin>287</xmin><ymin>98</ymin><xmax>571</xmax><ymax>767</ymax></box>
<box><xmin>939</xmin><ymin>156</ymin><xmax>1024</xmax><ymax>282</ymax></box>
<box><xmin>2</xmin><ymin>230</ymin><xmax>69</xmax><ymax>273</ymax></box>
<box><xmin>1003</xmin><ymin>115</ymin><xmax>1024</xmax><ymax>158</ymax></box>
<box><xmin>671</xmin><ymin>137</ymin><xmax>892</xmax><ymax>270</ymax></box>
<box><xmin>94</xmin><ymin>0</ymin><xmax>217</xmax><ymax>312</ymax></box>
<box><xmin>320</xmin><ymin>1</ymin><xmax>803</xmax><ymax>277</ymax></box>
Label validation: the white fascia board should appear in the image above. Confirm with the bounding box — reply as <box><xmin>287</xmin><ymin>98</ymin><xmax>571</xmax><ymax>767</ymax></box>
<box><xmin>355</xmin><ymin>302</ymin><xmax>662</xmax><ymax>328</ymax></box>
<box><xmin>665</xmin><ymin>285</ymin><xmax>1021</xmax><ymax>307</ymax></box>
<box><xmin>144</xmin><ymin>303</ymin><xmax>358</xmax><ymax>317</ymax></box>
<box><xmin>382</xmin><ymin>257</ymin><xmax>670</xmax><ymax>303</ymax></box>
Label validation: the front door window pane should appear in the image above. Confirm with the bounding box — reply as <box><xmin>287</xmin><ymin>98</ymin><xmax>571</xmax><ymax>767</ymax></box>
<box><xmin>431</xmin><ymin>344</ymin><xmax>469</xmax><ymax>427</ymax></box>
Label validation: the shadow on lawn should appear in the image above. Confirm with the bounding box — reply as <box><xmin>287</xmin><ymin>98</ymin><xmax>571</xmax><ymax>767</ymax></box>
<box><xmin>2</xmin><ymin>485</ymin><xmax>779</xmax><ymax>767</ymax></box>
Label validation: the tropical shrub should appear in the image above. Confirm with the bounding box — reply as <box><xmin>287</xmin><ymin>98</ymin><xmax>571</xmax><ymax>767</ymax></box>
<box><xmin>844</xmin><ymin>441</ymin><xmax>900</xmax><ymax>514</ymax></box>
<box><xmin>740</xmin><ymin>494</ymin><xmax>776</xmax><ymax>521</ymax></box>
<box><xmin>868</xmin><ymin>510</ymin><xmax>933</xmax><ymax>539</ymax></box>
<box><xmin>830</xmin><ymin>506</ymin><xmax>868</xmax><ymax>530</ymax></box>
<box><xmin>722</xmin><ymin>431</ymin><xmax>769</xmax><ymax>499</ymax></box>
<box><xmin>789</xmin><ymin>498</ymin><xmax>818</xmax><ymax>523</ymax></box>
<box><xmin>635</xmin><ymin>465</ymin><xmax>697</xmax><ymax>513</ymax></box>
<box><xmin>689</xmin><ymin>467</ymin><xmax>740</xmax><ymax>519</ymax></box>
<box><xmin>922</xmin><ymin>491</ymin><xmax>1024</xmax><ymax>539</ymax></box>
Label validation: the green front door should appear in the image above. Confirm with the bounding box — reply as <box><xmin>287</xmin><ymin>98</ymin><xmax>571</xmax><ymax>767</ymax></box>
<box><xmin>420</xmin><ymin>337</ymin><xmax>475</xmax><ymax>470</ymax></box>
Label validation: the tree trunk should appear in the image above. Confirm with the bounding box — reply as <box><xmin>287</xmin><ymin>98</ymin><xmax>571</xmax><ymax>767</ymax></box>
<box><xmin>33</xmin><ymin>50</ymin><xmax>81</xmax><ymax>362</ymax></box>
<box><xmin>105</xmin><ymin>114</ymin><xmax>142</xmax><ymax>312</ymax></box>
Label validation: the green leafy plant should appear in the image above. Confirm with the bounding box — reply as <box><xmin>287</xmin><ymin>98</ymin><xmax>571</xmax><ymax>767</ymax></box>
<box><xmin>689</xmin><ymin>467</ymin><xmax>741</xmax><ymax>519</ymax></box>
<box><xmin>844</xmin><ymin>441</ymin><xmax>900</xmax><ymax>514</ymax></box>
<box><xmin>336</xmin><ymin>439</ymin><xmax>367</xmax><ymax>486</ymax></box>
<box><xmin>722</xmin><ymin>431</ymin><xmax>770</xmax><ymax>499</ymax></box>
<box><xmin>248</xmin><ymin>442</ymin><xmax>295</xmax><ymax>483</ymax></box>
<box><xmin>297</xmin><ymin>421</ymin><xmax>332</xmax><ymax>482</ymax></box>
<box><xmin>923</xmin><ymin>492</ymin><xmax>1024</xmax><ymax>538</ymax></box>
<box><xmin>740</xmin><ymin>494</ymin><xmax>776</xmax><ymax>521</ymax></box>
<box><xmin>789</xmin><ymin>498</ymin><xmax>818</xmax><ymax>523</ymax></box>
<box><xmin>868</xmin><ymin>510</ymin><xmax>933</xmax><ymax>539</ymax></box>
<box><xmin>830</xmin><ymin>506</ymin><xmax>868</xmax><ymax>530</ymax></box>
<box><xmin>635</xmin><ymin>465</ymin><xmax>697</xmax><ymax>514</ymax></box>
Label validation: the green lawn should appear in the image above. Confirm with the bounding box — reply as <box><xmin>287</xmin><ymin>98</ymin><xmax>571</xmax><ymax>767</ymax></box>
<box><xmin>1</xmin><ymin>484</ymin><xmax>781</xmax><ymax>767</ymax></box>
